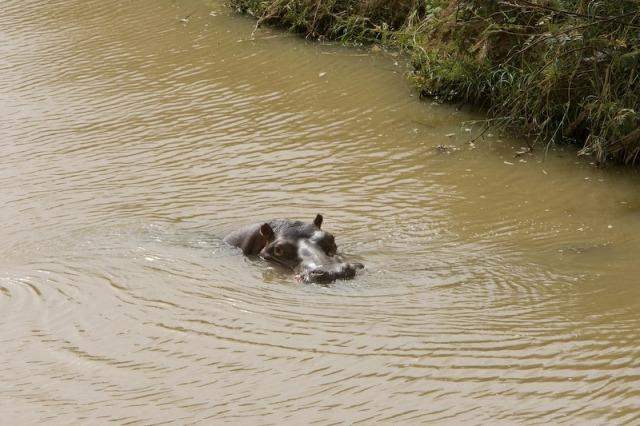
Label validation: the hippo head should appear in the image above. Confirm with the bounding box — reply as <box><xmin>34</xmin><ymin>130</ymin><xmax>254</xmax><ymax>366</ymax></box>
<box><xmin>295</xmin><ymin>238</ymin><xmax>364</xmax><ymax>284</ymax></box>
<box><xmin>257</xmin><ymin>215</ymin><xmax>362</xmax><ymax>284</ymax></box>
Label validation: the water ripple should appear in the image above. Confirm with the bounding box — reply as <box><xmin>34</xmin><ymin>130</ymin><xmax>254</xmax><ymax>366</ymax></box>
<box><xmin>2</xmin><ymin>0</ymin><xmax>640</xmax><ymax>423</ymax></box>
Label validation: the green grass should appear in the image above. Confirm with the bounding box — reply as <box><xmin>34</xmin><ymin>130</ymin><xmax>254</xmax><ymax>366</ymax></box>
<box><xmin>229</xmin><ymin>0</ymin><xmax>640</xmax><ymax>166</ymax></box>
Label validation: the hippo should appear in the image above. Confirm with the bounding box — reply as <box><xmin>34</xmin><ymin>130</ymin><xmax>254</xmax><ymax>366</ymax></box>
<box><xmin>223</xmin><ymin>214</ymin><xmax>363</xmax><ymax>284</ymax></box>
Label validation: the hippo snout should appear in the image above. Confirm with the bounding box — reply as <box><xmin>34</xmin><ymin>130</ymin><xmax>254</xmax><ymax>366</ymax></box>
<box><xmin>351</xmin><ymin>262</ymin><xmax>365</xmax><ymax>271</ymax></box>
<box><xmin>298</xmin><ymin>262</ymin><xmax>362</xmax><ymax>284</ymax></box>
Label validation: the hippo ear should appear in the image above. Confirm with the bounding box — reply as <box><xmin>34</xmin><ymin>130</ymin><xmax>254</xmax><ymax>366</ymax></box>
<box><xmin>313</xmin><ymin>214</ymin><xmax>323</xmax><ymax>229</ymax></box>
<box><xmin>260</xmin><ymin>223</ymin><xmax>275</xmax><ymax>242</ymax></box>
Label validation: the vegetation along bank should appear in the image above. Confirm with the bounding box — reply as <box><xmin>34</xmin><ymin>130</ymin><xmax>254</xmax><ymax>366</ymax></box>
<box><xmin>228</xmin><ymin>0</ymin><xmax>640</xmax><ymax>166</ymax></box>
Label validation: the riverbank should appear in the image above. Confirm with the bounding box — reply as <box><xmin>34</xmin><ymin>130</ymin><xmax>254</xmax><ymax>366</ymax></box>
<box><xmin>229</xmin><ymin>0</ymin><xmax>640</xmax><ymax>166</ymax></box>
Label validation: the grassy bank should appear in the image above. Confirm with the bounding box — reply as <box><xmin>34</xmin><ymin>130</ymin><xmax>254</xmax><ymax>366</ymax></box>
<box><xmin>228</xmin><ymin>0</ymin><xmax>640</xmax><ymax>166</ymax></box>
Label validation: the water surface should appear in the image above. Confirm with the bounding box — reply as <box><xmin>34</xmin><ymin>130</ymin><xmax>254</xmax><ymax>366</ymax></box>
<box><xmin>2</xmin><ymin>0</ymin><xmax>640</xmax><ymax>423</ymax></box>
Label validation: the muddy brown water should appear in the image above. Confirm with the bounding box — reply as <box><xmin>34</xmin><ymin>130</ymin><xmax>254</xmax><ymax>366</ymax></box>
<box><xmin>2</xmin><ymin>0</ymin><xmax>640</xmax><ymax>424</ymax></box>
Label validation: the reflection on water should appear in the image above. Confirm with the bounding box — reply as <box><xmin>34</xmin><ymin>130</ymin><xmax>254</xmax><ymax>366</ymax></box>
<box><xmin>1</xmin><ymin>0</ymin><xmax>640</xmax><ymax>423</ymax></box>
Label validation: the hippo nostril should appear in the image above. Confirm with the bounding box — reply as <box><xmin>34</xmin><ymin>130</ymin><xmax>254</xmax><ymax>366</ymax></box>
<box><xmin>303</xmin><ymin>269</ymin><xmax>333</xmax><ymax>284</ymax></box>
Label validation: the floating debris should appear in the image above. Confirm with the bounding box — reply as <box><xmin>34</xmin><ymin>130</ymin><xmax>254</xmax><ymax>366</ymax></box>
<box><xmin>434</xmin><ymin>144</ymin><xmax>460</xmax><ymax>154</ymax></box>
<box><xmin>179</xmin><ymin>11</ymin><xmax>195</xmax><ymax>23</ymax></box>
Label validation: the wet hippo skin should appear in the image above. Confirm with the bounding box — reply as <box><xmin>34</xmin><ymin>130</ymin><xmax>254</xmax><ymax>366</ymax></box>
<box><xmin>224</xmin><ymin>214</ymin><xmax>362</xmax><ymax>283</ymax></box>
